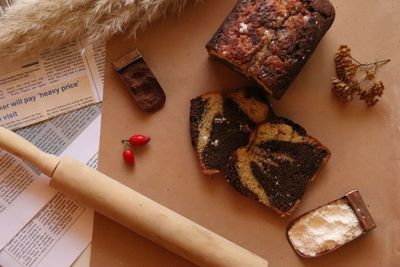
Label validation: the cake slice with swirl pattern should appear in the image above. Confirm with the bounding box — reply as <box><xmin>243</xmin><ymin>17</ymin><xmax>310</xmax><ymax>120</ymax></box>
<box><xmin>190</xmin><ymin>88</ymin><xmax>274</xmax><ymax>175</ymax></box>
<box><xmin>226</xmin><ymin>118</ymin><xmax>330</xmax><ymax>216</ymax></box>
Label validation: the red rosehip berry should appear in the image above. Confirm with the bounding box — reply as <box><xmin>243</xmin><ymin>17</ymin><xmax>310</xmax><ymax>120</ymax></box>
<box><xmin>128</xmin><ymin>135</ymin><xmax>151</xmax><ymax>146</ymax></box>
<box><xmin>123</xmin><ymin>149</ymin><xmax>135</xmax><ymax>166</ymax></box>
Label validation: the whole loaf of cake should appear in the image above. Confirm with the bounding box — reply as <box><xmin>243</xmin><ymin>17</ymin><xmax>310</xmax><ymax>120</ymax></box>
<box><xmin>206</xmin><ymin>0</ymin><xmax>335</xmax><ymax>99</ymax></box>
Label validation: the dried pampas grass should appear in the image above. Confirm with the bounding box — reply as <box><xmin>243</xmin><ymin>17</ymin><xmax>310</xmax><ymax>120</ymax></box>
<box><xmin>0</xmin><ymin>0</ymin><xmax>192</xmax><ymax>58</ymax></box>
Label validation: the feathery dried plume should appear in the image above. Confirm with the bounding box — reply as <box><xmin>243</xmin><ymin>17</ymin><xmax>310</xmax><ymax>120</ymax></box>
<box><xmin>0</xmin><ymin>0</ymin><xmax>192</xmax><ymax>58</ymax></box>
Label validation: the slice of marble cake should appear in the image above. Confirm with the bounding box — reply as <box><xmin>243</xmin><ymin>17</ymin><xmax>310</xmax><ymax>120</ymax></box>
<box><xmin>226</xmin><ymin>118</ymin><xmax>330</xmax><ymax>216</ymax></box>
<box><xmin>190</xmin><ymin>88</ymin><xmax>273</xmax><ymax>175</ymax></box>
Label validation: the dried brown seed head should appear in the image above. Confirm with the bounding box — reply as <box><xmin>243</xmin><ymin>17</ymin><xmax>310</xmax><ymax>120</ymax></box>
<box><xmin>365</xmin><ymin>67</ymin><xmax>376</xmax><ymax>81</ymax></box>
<box><xmin>331</xmin><ymin>77</ymin><xmax>354</xmax><ymax>102</ymax></box>
<box><xmin>332</xmin><ymin>45</ymin><xmax>389</xmax><ymax>107</ymax></box>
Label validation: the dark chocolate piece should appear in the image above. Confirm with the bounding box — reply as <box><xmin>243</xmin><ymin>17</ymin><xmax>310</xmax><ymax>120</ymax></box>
<box><xmin>346</xmin><ymin>190</ymin><xmax>376</xmax><ymax>232</ymax></box>
<box><xmin>206</xmin><ymin>0</ymin><xmax>335</xmax><ymax>99</ymax></box>
<box><xmin>113</xmin><ymin>49</ymin><xmax>166</xmax><ymax>112</ymax></box>
<box><xmin>286</xmin><ymin>190</ymin><xmax>376</xmax><ymax>258</ymax></box>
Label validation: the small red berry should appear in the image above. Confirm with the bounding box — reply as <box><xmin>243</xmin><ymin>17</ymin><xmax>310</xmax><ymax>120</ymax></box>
<box><xmin>122</xmin><ymin>149</ymin><xmax>135</xmax><ymax>166</ymax></box>
<box><xmin>128</xmin><ymin>135</ymin><xmax>151</xmax><ymax>146</ymax></box>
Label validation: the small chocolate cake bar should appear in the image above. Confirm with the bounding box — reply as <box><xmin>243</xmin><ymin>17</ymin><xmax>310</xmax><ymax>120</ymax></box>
<box><xmin>226</xmin><ymin>118</ymin><xmax>330</xmax><ymax>216</ymax></box>
<box><xmin>190</xmin><ymin>88</ymin><xmax>274</xmax><ymax>175</ymax></box>
<box><xmin>113</xmin><ymin>49</ymin><xmax>166</xmax><ymax>112</ymax></box>
<box><xmin>287</xmin><ymin>190</ymin><xmax>376</xmax><ymax>257</ymax></box>
<box><xmin>206</xmin><ymin>0</ymin><xmax>335</xmax><ymax>99</ymax></box>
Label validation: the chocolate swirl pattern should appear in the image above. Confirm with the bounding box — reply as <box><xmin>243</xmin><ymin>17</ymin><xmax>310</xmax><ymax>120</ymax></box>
<box><xmin>226</xmin><ymin>120</ymin><xmax>330</xmax><ymax>216</ymax></box>
<box><xmin>190</xmin><ymin>88</ymin><xmax>272</xmax><ymax>175</ymax></box>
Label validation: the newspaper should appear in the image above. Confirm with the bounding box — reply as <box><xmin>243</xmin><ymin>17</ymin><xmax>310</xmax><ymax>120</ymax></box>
<box><xmin>0</xmin><ymin>104</ymin><xmax>102</xmax><ymax>267</ymax></box>
<box><xmin>0</xmin><ymin>41</ymin><xmax>105</xmax><ymax>130</ymax></box>
<box><xmin>0</xmin><ymin>2</ymin><xmax>106</xmax><ymax>266</ymax></box>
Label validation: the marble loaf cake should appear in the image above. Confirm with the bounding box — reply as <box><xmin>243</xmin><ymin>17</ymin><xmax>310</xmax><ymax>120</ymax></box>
<box><xmin>190</xmin><ymin>89</ymin><xmax>330</xmax><ymax>216</ymax></box>
<box><xmin>206</xmin><ymin>0</ymin><xmax>335</xmax><ymax>99</ymax></box>
<box><xmin>190</xmin><ymin>88</ymin><xmax>274</xmax><ymax>175</ymax></box>
<box><xmin>226</xmin><ymin>119</ymin><xmax>330</xmax><ymax>216</ymax></box>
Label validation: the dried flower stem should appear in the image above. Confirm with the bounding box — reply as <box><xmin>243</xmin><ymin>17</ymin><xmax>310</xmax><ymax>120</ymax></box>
<box><xmin>332</xmin><ymin>45</ymin><xmax>390</xmax><ymax>107</ymax></box>
<box><xmin>355</xmin><ymin>58</ymin><xmax>391</xmax><ymax>68</ymax></box>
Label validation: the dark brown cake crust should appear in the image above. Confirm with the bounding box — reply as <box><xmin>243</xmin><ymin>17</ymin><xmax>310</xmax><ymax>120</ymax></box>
<box><xmin>206</xmin><ymin>0</ymin><xmax>335</xmax><ymax>99</ymax></box>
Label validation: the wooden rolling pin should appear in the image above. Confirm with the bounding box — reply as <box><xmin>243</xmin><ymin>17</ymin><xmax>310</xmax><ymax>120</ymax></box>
<box><xmin>0</xmin><ymin>127</ymin><xmax>268</xmax><ymax>267</ymax></box>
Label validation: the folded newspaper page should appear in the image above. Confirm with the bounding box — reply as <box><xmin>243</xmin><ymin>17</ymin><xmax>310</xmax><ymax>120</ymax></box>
<box><xmin>0</xmin><ymin>104</ymin><xmax>102</xmax><ymax>267</ymax></box>
<box><xmin>0</xmin><ymin>41</ymin><xmax>105</xmax><ymax>130</ymax></box>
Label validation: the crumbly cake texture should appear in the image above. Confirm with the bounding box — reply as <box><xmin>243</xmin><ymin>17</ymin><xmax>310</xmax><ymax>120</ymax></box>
<box><xmin>226</xmin><ymin>118</ymin><xmax>330</xmax><ymax>216</ymax></box>
<box><xmin>206</xmin><ymin>0</ymin><xmax>335</xmax><ymax>99</ymax></box>
<box><xmin>190</xmin><ymin>88</ymin><xmax>273</xmax><ymax>175</ymax></box>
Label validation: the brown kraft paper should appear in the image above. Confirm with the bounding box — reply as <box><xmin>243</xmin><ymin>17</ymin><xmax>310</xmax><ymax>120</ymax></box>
<box><xmin>92</xmin><ymin>0</ymin><xmax>400</xmax><ymax>266</ymax></box>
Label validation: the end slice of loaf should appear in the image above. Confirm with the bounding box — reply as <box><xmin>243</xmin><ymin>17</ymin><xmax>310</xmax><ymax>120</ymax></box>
<box><xmin>226</xmin><ymin>118</ymin><xmax>330</xmax><ymax>216</ymax></box>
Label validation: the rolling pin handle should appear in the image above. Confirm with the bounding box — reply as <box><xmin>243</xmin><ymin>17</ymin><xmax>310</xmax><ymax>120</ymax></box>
<box><xmin>0</xmin><ymin>127</ymin><xmax>60</xmax><ymax>177</ymax></box>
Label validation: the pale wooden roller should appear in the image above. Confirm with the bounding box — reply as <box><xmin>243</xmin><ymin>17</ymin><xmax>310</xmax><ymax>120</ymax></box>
<box><xmin>0</xmin><ymin>127</ymin><xmax>268</xmax><ymax>267</ymax></box>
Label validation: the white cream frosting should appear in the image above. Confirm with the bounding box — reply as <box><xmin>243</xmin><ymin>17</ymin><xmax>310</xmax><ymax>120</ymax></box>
<box><xmin>288</xmin><ymin>199</ymin><xmax>363</xmax><ymax>256</ymax></box>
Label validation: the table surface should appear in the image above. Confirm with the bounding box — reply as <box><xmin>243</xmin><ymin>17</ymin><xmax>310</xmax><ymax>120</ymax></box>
<box><xmin>91</xmin><ymin>0</ymin><xmax>400</xmax><ymax>266</ymax></box>
<box><xmin>72</xmin><ymin>246</ymin><xmax>91</xmax><ymax>267</ymax></box>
